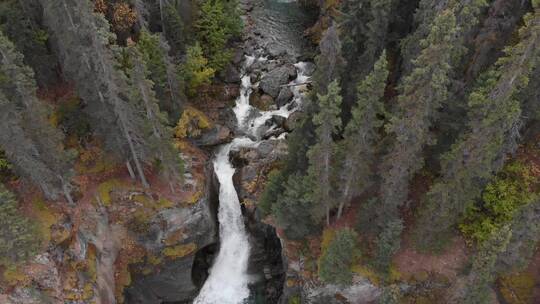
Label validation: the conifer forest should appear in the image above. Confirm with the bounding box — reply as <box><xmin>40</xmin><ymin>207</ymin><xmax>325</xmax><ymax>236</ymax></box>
<box><xmin>0</xmin><ymin>0</ymin><xmax>540</xmax><ymax>303</ymax></box>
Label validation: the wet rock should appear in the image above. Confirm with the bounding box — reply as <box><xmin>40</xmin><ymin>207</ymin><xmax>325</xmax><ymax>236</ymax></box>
<box><xmin>300</xmin><ymin>61</ymin><xmax>316</xmax><ymax>76</ymax></box>
<box><xmin>220</xmin><ymin>64</ymin><xmax>241</xmax><ymax>83</ymax></box>
<box><xmin>302</xmin><ymin>276</ymin><xmax>380</xmax><ymax>304</ymax></box>
<box><xmin>193</xmin><ymin>124</ymin><xmax>233</xmax><ymax>147</ymax></box>
<box><xmin>125</xmin><ymin>257</ymin><xmax>200</xmax><ymax>303</ymax></box>
<box><xmin>218</xmin><ymin>108</ymin><xmax>238</xmax><ymax>134</ymax></box>
<box><xmin>266</xmin><ymin>44</ymin><xmax>287</xmax><ymax>58</ymax></box>
<box><xmin>272</xmin><ymin>115</ymin><xmax>287</xmax><ymax>129</ymax></box>
<box><xmin>231</xmin><ymin>139</ymin><xmax>288</xmax><ymax>203</ymax></box>
<box><xmin>233</xmin><ymin>49</ymin><xmax>245</xmax><ymax>65</ymax></box>
<box><xmin>260</xmin><ymin>65</ymin><xmax>297</xmax><ymax>98</ymax></box>
<box><xmin>276</xmin><ymin>87</ymin><xmax>294</xmax><ymax>107</ymax></box>
<box><xmin>250</xmin><ymin>93</ymin><xmax>274</xmax><ymax>111</ymax></box>
<box><xmin>246</xmin><ymin>217</ymin><xmax>285</xmax><ymax>304</ymax></box>
<box><xmin>284</xmin><ymin>111</ymin><xmax>302</xmax><ymax>131</ymax></box>
<box><xmin>126</xmin><ymin>182</ymin><xmax>218</xmax><ymax>304</ymax></box>
<box><xmin>263</xmin><ymin>127</ymin><xmax>286</xmax><ymax>140</ymax></box>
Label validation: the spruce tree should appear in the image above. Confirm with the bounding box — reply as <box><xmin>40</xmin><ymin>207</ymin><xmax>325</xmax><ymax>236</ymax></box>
<box><xmin>0</xmin><ymin>0</ymin><xmax>59</xmax><ymax>87</ymax></box>
<box><xmin>136</xmin><ymin>30</ymin><xmax>184</xmax><ymax>120</ymax></box>
<box><xmin>378</xmin><ymin>10</ymin><xmax>457</xmax><ymax>228</ymax></box>
<box><xmin>307</xmin><ymin>80</ymin><xmax>342</xmax><ymax>226</ymax></box>
<box><xmin>336</xmin><ymin>51</ymin><xmax>388</xmax><ymax>218</ymax></box>
<box><xmin>0</xmin><ymin>186</ymin><xmax>41</xmax><ymax>265</ymax></box>
<box><xmin>125</xmin><ymin>45</ymin><xmax>183</xmax><ymax>189</ymax></box>
<box><xmin>459</xmin><ymin>226</ymin><xmax>512</xmax><ymax>304</ymax></box>
<box><xmin>359</xmin><ymin>0</ymin><xmax>395</xmax><ymax>76</ymax></box>
<box><xmin>0</xmin><ymin>31</ymin><xmax>74</xmax><ymax>201</ymax></box>
<box><xmin>378</xmin><ymin>1</ymin><xmax>487</xmax><ymax>236</ymax></box>
<box><xmin>318</xmin><ymin>228</ymin><xmax>358</xmax><ymax>285</ymax></box>
<box><xmin>414</xmin><ymin>5</ymin><xmax>540</xmax><ymax>251</ymax></box>
<box><xmin>339</xmin><ymin>0</ymin><xmax>395</xmax><ymax>108</ymax></box>
<box><xmin>313</xmin><ymin>25</ymin><xmax>344</xmax><ymax>94</ymax></box>
<box><xmin>271</xmin><ymin>173</ymin><xmax>317</xmax><ymax>240</ymax></box>
<box><xmin>40</xmin><ymin>0</ymin><xmax>156</xmax><ymax>188</ymax></box>
<box><xmin>496</xmin><ymin>199</ymin><xmax>540</xmax><ymax>273</ymax></box>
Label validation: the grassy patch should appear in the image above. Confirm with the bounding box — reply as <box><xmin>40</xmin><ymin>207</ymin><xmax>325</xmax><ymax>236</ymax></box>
<box><xmin>97</xmin><ymin>179</ymin><xmax>126</xmax><ymax>206</ymax></box>
<box><xmin>31</xmin><ymin>197</ymin><xmax>57</xmax><ymax>244</ymax></box>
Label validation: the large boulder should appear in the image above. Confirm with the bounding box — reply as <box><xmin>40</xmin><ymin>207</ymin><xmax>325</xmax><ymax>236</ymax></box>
<box><xmin>250</xmin><ymin>93</ymin><xmax>275</xmax><ymax>111</ymax></box>
<box><xmin>284</xmin><ymin>111</ymin><xmax>302</xmax><ymax>132</ymax></box>
<box><xmin>220</xmin><ymin>64</ymin><xmax>241</xmax><ymax>83</ymax></box>
<box><xmin>299</xmin><ymin>61</ymin><xmax>316</xmax><ymax>77</ymax></box>
<box><xmin>260</xmin><ymin>65</ymin><xmax>297</xmax><ymax>98</ymax></box>
<box><xmin>193</xmin><ymin>124</ymin><xmax>233</xmax><ymax>147</ymax></box>
<box><xmin>276</xmin><ymin>87</ymin><xmax>294</xmax><ymax>107</ymax></box>
<box><xmin>231</xmin><ymin>139</ymin><xmax>288</xmax><ymax>203</ymax></box>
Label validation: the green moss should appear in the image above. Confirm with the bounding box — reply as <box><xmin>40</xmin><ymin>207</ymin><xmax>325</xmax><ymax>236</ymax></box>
<box><xmin>499</xmin><ymin>271</ymin><xmax>536</xmax><ymax>304</ymax></box>
<box><xmin>97</xmin><ymin>179</ymin><xmax>125</xmax><ymax>206</ymax></box>
<box><xmin>288</xmin><ymin>295</ymin><xmax>301</xmax><ymax>304</ymax></box>
<box><xmin>31</xmin><ymin>197</ymin><xmax>56</xmax><ymax>244</ymax></box>
<box><xmin>184</xmin><ymin>190</ymin><xmax>202</xmax><ymax>205</ymax></box>
<box><xmin>2</xmin><ymin>265</ymin><xmax>30</xmax><ymax>287</ymax></box>
<box><xmin>162</xmin><ymin>243</ymin><xmax>197</xmax><ymax>259</ymax></box>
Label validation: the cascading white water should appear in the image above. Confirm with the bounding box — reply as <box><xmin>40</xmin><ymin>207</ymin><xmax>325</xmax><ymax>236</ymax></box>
<box><xmin>193</xmin><ymin>137</ymin><xmax>254</xmax><ymax>304</ymax></box>
<box><xmin>193</xmin><ymin>56</ymin><xmax>309</xmax><ymax>304</ymax></box>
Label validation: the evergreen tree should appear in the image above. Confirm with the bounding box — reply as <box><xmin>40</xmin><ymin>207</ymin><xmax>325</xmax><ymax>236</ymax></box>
<box><xmin>0</xmin><ymin>186</ymin><xmax>41</xmax><ymax>265</ymax></box>
<box><xmin>318</xmin><ymin>228</ymin><xmax>358</xmax><ymax>285</ymax></box>
<box><xmin>271</xmin><ymin>173</ymin><xmax>318</xmax><ymax>240</ymax></box>
<box><xmin>125</xmin><ymin>45</ymin><xmax>183</xmax><ymax>189</ymax></box>
<box><xmin>496</xmin><ymin>199</ymin><xmax>540</xmax><ymax>273</ymax></box>
<box><xmin>136</xmin><ymin>30</ymin><xmax>184</xmax><ymax>120</ymax></box>
<box><xmin>181</xmin><ymin>43</ymin><xmax>215</xmax><ymax>96</ymax></box>
<box><xmin>40</xmin><ymin>0</ymin><xmax>157</xmax><ymax>188</ymax></box>
<box><xmin>378</xmin><ymin>10</ymin><xmax>458</xmax><ymax>229</ymax></box>
<box><xmin>194</xmin><ymin>0</ymin><xmax>242</xmax><ymax>72</ymax></box>
<box><xmin>373</xmin><ymin>219</ymin><xmax>403</xmax><ymax>273</ymax></box>
<box><xmin>0</xmin><ymin>0</ymin><xmax>59</xmax><ymax>86</ymax></box>
<box><xmin>336</xmin><ymin>51</ymin><xmax>388</xmax><ymax>218</ymax></box>
<box><xmin>0</xmin><ymin>31</ymin><xmax>74</xmax><ymax>201</ymax></box>
<box><xmin>362</xmin><ymin>0</ymin><xmax>394</xmax><ymax>68</ymax></box>
<box><xmin>162</xmin><ymin>0</ymin><xmax>187</xmax><ymax>54</ymax></box>
<box><xmin>341</xmin><ymin>0</ymin><xmax>395</xmax><ymax>81</ymax></box>
<box><xmin>414</xmin><ymin>5</ymin><xmax>540</xmax><ymax>251</ymax></box>
<box><xmin>313</xmin><ymin>25</ymin><xmax>344</xmax><ymax>94</ymax></box>
<box><xmin>401</xmin><ymin>0</ymin><xmax>487</xmax><ymax>74</ymax></box>
<box><xmin>378</xmin><ymin>1</ymin><xmax>487</xmax><ymax>239</ymax></box>
<box><xmin>458</xmin><ymin>226</ymin><xmax>512</xmax><ymax>304</ymax></box>
<box><xmin>307</xmin><ymin>80</ymin><xmax>342</xmax><ymax>225</ymax></box>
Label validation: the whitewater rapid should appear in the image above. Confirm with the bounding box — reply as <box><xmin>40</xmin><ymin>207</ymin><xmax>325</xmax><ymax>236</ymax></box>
<box><xmin>193</xmin><ymin>55</ymin><xmax>309</xmax><ymax>304</ymax></box>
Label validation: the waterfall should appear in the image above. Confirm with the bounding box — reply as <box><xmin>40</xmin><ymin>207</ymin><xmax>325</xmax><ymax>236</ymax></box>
<box><xmin>193</xmin><ymin>55</ymin><xmax>309</xmax><ymax>304</ymax></box>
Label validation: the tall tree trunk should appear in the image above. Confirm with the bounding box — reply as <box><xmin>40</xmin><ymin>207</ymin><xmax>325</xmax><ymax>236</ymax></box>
<box><xmin>122</xmin><ymin>124</ymin><xmax>149</xmax><ymax>188</ymax></box>
<box><xmin>60</xmin><ymin>0</ymin><xmax>75</xmax><ymax>28</ymax></box>
<box><xmin>337</xmin><ymin>177</ymin><xmax>352</xmax><ymax>219</ymax></box>
<box><xmin>159</xmin><ymin>0</ymin><xmax>167</xmax><ymax>37</ymax></box>
<box><xmin>324</xmin><ymin>152</ymin><xmax>331</xmax><ymax>226</ymax></box>
<box><xmin>126</xmin><ymin>161</ymin><xmax>136</xmax><ymax>180</ymax></box>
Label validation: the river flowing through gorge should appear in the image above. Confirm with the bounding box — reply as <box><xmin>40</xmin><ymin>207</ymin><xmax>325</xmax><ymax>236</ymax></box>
<box><xmin>192</xmin><ymin>0</ymin><xmax>315</xmax><ymax>302</ymax></box>
<box><xmin>193</xmin><ymin>54</ymin><xmax>310</xmax><ymax>304</ymax></box>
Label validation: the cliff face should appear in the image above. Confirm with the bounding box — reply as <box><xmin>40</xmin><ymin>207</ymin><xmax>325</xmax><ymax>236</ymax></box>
<box><xmin>0</xmin><ymin>134</ymin><xmax>219</xmax><ymax>303</ymax></box>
